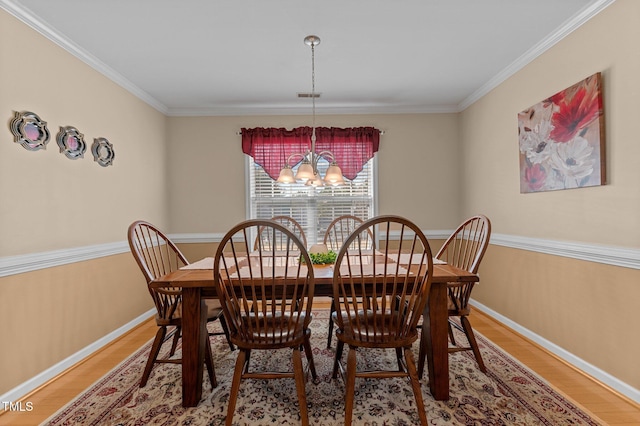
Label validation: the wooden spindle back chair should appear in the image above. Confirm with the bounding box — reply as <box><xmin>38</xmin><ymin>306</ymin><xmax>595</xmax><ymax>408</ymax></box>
<box><xmin>323</xmin><ymin>214</ymin><xmax>374</xmax><ymax>251</ymax></box>
<box><xmin>127</xmin><ymin>220</ymin><xmax>231</xmax><ymax>389</ymax></box>
<box><xmin>214</xmin><ymin>219</ymin><xmax>317</xmax><ymax>426</ymax></box>
<box><xmin>254</xmin><ymin>215</ymin><xmax>307</xmax><ymax>251</ymax></box>
<box><xmin>331</xmin><ymin>215</ymin><xmax>433</xmax><ymax>426</ymax></box>
<box><xmin>421</xmin><ymin>214</ymin><xmax>491</xmax><ymax>373</ymax></box>
<box><xmin>323</xmin><ymin>214</ymin><xmax>375</xmax><ymax>348</ymax></box>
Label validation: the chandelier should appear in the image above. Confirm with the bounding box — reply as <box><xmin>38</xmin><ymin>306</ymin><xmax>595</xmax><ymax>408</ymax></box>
<box><xmin>276</xmin><ymin>35</ymin><xmax>345</xmax><ymax>187</ymax></box>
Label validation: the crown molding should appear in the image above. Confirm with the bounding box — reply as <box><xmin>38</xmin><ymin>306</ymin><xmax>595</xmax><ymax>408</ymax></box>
<box><xmin>0</xmin><ymin>0</ymin><xmax>169</xmax><ymax>114</ymax></box>
<box><xmin>2</xmin><ymin>230</ymin><xmax>638</xmax><ymax>278</ymax></box>
<box><xmin>457</xmin><ymin>0</ymin><xmax>616</xmax><ymax>111</ymax></box>
<box><xmin>166</xmin><ymin>104</ymin><xmax>459</xmax><ymax>117</ymax></box>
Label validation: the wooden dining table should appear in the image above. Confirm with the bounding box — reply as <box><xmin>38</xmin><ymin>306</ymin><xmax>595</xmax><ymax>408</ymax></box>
<box><xmin>151</xmin><ymin>255</ymin><xmax>479</xmax><ymax>407</ymax></box>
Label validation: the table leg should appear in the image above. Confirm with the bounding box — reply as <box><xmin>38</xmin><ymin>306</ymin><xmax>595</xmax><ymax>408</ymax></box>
<box><xmin>181</xmin><ymin>287</ymin><xmax>206</xmax><ymax>407</ymax></box>
<box><xmin>421</xmin><ymin>281</ymin><xmax>449</xmax><ymax>400</ymax></box>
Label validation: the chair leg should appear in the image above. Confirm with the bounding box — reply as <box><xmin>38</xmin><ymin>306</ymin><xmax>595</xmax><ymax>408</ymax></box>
<box><xmin>204</xmin><ymin>335</ymin><xmax>217</xmax><ymax>389</ymax></box>
<box><xmin>395</xmin><ymin>347</ymin><xmax>405</xmax><ymax>372</ymax></box>
<box><xmin>292</xmin><ymin>348</ymin><xmax>310</xmax><ymax>426</ymax></box>
<box><xmin>417</xmin><ymin>325</ymin><xmax>427</xmax><ymax>378</ymax></box>
<box><xmin>243</xmin><ymin>349</ymin><xmax>252</xmax><ymax>374</ymax></box>
<box><xmin>404</xmin><ymin>347</ymin><xmax>428</xmax><ymax>426</ymax></box>
<box><xmin>447</xmin><ymin>321</ymin><xmax>457</xmax><ymax>346</ymax></box>
<box><xmin>218</xmin><ymin>315</ymin><xmax>235</xmax><ymax>351</ymax></box>
<box><xmin>332</xmin><ymin>340</ymin><xmax>344</xmax><ymax>379</ymax></box>
<box><xmin>327</xmin><ymin>300</ymin><xmax>336</xmax><ymax>348</ymax></box>
<box><xmin>303</xmin><ymin>332</ymin><xmax>317</xmax><ymax>380</ymax></box>
<box><xmin>169</xmin><ymin>325</ymin><xmax>181</xmax><ymax>356</ymax></box>
<box><xmin>460</xmin><ymin>315</ymin><xmax>486</xmax><ymax>373</ymax></box>
<box><xmin>344</xmin><ymin>346</ymin><xmax>357</xmax><ymax>426</ymax></box>
<box><xmin>225</xmin><ymin>349</ymin><xmax>247</xmax><ymax>426</ymax></box>
<box><xmin>140</xmin><ymin>326</ymin><xmax>166</xmax><ymax>387</ymax></box>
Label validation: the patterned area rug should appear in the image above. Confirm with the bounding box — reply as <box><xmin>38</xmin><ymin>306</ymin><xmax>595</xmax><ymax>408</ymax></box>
<box><xmin>44</xmin><ymin>310</ymin><xmax>602</xmax><ymax>425</ymax></box>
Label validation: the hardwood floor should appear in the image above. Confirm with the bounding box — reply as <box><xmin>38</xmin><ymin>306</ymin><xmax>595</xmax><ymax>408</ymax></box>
<box><xmin>2</xmin><ymin>300</ymin><xmax>639</xmax><ymax>425</ymax></box>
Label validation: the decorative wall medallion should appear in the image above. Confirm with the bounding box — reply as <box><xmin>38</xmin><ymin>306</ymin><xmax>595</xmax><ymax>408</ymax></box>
<box><xmin>9</xmin><ymin>111</ymin><xmax>51</xmax><ymax>151</ymax></box>
<box><xmin>91</xmin><ymin>137</ymin><xmax>115</xmax><ymax>166</ymax></box>
<box><xmin>56</xmin><ymin>126</ymin><xmax>87</xmax><ymax>159</ymax></box>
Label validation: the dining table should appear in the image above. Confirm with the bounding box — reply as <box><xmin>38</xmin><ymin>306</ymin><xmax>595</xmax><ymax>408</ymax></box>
<box><xmin>151</xmin><ymin>253</ymin><xmax>479</xmax><ymax>407</ymax></box>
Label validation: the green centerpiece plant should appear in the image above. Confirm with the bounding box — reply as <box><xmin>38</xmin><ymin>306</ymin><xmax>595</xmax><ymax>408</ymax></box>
<box><xmin>308</xmin><ymin>250</ymin><xmax>337</xmax><ymax>265</ymax></box>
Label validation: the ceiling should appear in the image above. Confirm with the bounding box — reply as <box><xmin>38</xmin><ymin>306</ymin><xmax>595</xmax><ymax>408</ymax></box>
<box><xmin>2</xmin><ymin>0</ymin><xmax>612</xmax><ymax>116</ymax></box>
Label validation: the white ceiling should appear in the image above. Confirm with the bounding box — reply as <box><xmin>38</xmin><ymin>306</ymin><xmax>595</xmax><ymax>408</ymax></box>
<box><xmin>2</xmin><ymin>0</ymin><xmax>613</xmax><ymax>116</ymax></box>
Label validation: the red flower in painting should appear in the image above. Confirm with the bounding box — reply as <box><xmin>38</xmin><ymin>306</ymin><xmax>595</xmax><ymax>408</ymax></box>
<box><xmin>549</xmin><ymin>85</ymin><xmax>600</xmax><ymax>143</ymax></box>
<box><xmin>524</xmin><ymin>163</ymin><xmax>546</xmax><ymax>191</ymax></box>
<box><xmin>547</xmin><ymin>91</ymin><xmax>565</xmax><ymax>106</ymax></box>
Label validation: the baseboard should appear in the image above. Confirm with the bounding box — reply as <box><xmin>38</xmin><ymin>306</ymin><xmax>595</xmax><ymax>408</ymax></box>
<box><xmin>471</xmin><ymin>299</ymin><xmax>640</xmax><ymax>404</ymax></box>
<box><xmin>0</xmin><ymin>308</ymin><xmax>155</xmax><ymax>403</ymax></box>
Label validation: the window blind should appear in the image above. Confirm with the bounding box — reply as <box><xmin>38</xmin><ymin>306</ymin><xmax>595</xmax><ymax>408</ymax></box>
<box><xmin>248</xmin><ymin>156</ymin><xmax>376</xmax><ymax>245</ymax></box>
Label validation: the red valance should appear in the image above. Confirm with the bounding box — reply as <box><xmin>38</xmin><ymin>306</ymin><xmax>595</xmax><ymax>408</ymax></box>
<box><xmin>241</xmin><ymin>126</ymin><xmax>380</xmax><ymax>181</ymax></box>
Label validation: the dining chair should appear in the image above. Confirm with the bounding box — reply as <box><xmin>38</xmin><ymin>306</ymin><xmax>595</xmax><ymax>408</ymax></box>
<box><xmin>331</xmin><ymin>215</ymin><xmax>433</xmax><ymax>426</ymax></box>
<box><xmin>127</xmin><ymin>220</ymin><xmax>233</xmax><ymax>388</ymax></box>
<box><xmin>254</xmin><ymin>215</ymin><xmax>307</xmax><ymax>251</ymax></box>
<box><xmin>214</xmin><ymin>219</ymin><xmax>317</xmax><ymax>426</ymax></box>
<box><xmin>419</xmin><ymin>214</ymin><xmax>491</xmax><ymax>374</ymax></box>
<box><xmin>323</xmin><ymin>215</ymin><xmax>373</xmax><ymax>251</ymax></box>
<box><xmin>323</xmin><ymin>215</ymin><xmax>375</xmax><ymax>348</ymax></box>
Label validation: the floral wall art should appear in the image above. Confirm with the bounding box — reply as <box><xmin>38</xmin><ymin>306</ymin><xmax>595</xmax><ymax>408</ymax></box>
<box><xmin>518</xmin><ymin>72</ymin><xmax>605</xmax><ymax>193</ymax></box>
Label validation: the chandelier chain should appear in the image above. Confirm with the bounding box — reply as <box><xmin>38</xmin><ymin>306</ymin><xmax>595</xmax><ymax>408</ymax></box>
<box><xmin>311</xmin><ymin>41</ymin><xmax>316</xmax><ymax>145</ymax></box>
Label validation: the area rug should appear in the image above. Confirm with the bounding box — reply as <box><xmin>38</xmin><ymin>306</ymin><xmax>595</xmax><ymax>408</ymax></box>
<box><xmin>43</xmin><ymin>310</ymin><xmax>603</xmax><ymax>425</ymax></box>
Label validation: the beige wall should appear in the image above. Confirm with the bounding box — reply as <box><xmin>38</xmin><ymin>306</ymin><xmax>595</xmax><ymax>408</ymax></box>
<box><xmin>166</xmin><ymin>113</ymin><xmax>461</xmax><ymax>233</ymax></box>
<box><xmin>0</xmin><ymin>10</ymin><xmax>162</xmax><ymax>393</ymax></box>
<box><xmin>460</xmin><ymin>0</ymin><xmax>640</xmax><ymax>389</ymax></box>
<box><xmin>476</xmin><ymin>246</ymin><xmax>639</xmax><ymax>387</ymax></box>
<box><xmin>0</xmin><ymin>254</ymin><xmax>150</xmax><ymax>392</ymax></box>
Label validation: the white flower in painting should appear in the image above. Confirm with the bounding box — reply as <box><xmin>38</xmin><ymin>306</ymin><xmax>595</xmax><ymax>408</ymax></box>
<box><xmin>518</xmin><ymin>103</ymin><xmax>554</xmax><ymax>164</ymax></box>
<box><xmin>549</xmin><ymin>136</ymin><xmax>594</xmax><ymax>184</ymax></box>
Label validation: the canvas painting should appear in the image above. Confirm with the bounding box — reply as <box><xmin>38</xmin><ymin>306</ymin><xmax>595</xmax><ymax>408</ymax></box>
<box><xmin>518</xmin><ymin>72</ymin><xmax>605</xmax><ymax>193</ymax></box>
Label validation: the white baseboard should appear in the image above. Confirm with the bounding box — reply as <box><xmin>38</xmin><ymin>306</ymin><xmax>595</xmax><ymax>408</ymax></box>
<box><xmin>471</xmin><ymin>299</ymin><xmax>640</xmax><ymax>404</ymax></box>
<box><xmin>0</xmin><ymin>309</ymin><xmax>155</xmax><ymax>403</ymax></box>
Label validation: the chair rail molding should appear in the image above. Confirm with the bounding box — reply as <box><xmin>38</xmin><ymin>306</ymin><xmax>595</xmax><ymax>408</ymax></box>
<box><xmin>0</xmin><ymin>241</ymin><xmax>129</xmax><ymax>277</ymax></box>
<box><xmin>1</xmin><ymin>231</ymin><xmax>639</xmax><ymax>278</ymax></box>
<box><xmin>490</xmin><ymin>233</ymin><xmax>640</xmax><ymax>270</ymax></box>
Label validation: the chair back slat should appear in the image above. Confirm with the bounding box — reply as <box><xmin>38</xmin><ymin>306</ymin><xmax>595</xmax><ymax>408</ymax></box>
<box><xmin>332</xmin><ymin>215</ymin><xmax>432</xmax><ymax>346</ymax></box>
<box><xmin>215</xmin><ymin>220</ymin><xmax>314</xmax><ymax>348</ymax></box>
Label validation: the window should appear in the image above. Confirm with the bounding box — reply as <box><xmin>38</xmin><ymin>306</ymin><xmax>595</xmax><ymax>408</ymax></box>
<box><xmin>247</xmin><ymin>155</ymin><xmax>377</xmax><ymax>245</ymax></box>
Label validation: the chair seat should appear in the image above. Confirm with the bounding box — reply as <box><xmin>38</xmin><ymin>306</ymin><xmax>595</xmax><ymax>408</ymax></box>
<box><xmin>237</xmin><ymin>311</ymin><xmax>309</xmax><ymax>345</ymax></box>
<box><xmin>333</xmin><ymin>310</ymin><xmax>418</xmax><ymax>346</ymax></box>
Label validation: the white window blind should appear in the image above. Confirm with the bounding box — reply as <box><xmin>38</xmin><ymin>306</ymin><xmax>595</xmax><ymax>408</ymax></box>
<box><xmin>247</xmin><ymin>156</ymin><xmax>376</xmax><ymax>245</ymax></box>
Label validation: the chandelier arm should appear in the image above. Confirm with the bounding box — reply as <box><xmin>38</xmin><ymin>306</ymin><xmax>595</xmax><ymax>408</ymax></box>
<box><xmin>285</xmin><ymin>152</ymin><xmax>309</xmax><ymax>167</ymax></box>
<box><xmin>314</xmin><ymin>150</ymin><xmax>336</xmax><ymax>167</ymax></box>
